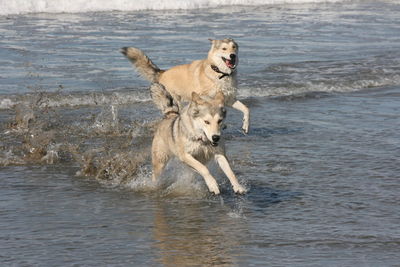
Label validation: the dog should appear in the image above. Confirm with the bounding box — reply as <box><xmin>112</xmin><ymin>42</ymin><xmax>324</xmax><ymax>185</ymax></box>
<box><xmin>121</xmin><ymin>38</ymin><xmax>250</xmax><ymax>134</ymax></box>
<box><xmin>150</xmin><ymin>83</ymin><xmax>247</xmax><ymax>195</ymax></box>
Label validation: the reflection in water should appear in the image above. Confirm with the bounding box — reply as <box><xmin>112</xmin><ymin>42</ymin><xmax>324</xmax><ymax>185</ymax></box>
<box><xmin>153</xmin><ymin>199</ymin><xmax>246</xmax><ymax>267</ymax></box>
<box><xmin>150</xmin><ymin>182</ymin><xmax>301</xmax><ymax>266</ymax></box>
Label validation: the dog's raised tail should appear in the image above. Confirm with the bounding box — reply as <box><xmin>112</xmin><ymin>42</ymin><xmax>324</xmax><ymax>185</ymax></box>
<box><xmin>150</xmin><ymin>83</ymin><xmax>179</xmax><ymax>117</ymax></box>
<box><xmin>120</xmin><ymin>47</ymin><xmax>162</xmax><ymax>83</ymax></box>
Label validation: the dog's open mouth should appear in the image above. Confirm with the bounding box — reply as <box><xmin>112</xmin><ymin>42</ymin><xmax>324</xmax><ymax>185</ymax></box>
<box><xmin>211</xmin><ymin>141</ymin><xmax>219</xmax><ymax>147</ymax></box>
<box><xmin>222</xmin><ymin>56</ymin><xmax>236</xmax><ymax>69</ymax></box>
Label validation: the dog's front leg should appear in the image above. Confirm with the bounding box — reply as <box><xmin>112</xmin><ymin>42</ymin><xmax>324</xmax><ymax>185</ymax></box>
<box><xmin>215</xmin><ymin>154</ymin><xmax>247</xmax><ymax>194</ymax></box>
<box><xmin>232</xmin><ymin>100</ymin><xmax>250</xmax><ymax>134</ymax></box>
<box><xmin>181</xmin><ymin>154</ymin><xmax>220</xmax><ymax>195</ymax></box>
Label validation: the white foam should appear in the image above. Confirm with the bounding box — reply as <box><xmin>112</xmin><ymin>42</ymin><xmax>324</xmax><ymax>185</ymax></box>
<box><xmin>0</xmin><ymin>0</ymin><xmax>349</xmax><ymax>16</ymax></box>
<box><xmin>238</xmin><ymin>74</ymin><xmax>400</xmax><ymax>99</ymax></box>
<box><xmin>0</xmin><ymin>98</ymin><xmax>15</xmax><ymax>109</ymax></box>
<box><xmin>0</xmin><ymin>90</ymin><xmax>150</xmax><ymax>110</ymax></box>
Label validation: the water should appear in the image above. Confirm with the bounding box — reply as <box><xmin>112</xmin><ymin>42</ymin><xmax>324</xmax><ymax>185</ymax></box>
<box><xmin>1</xmin><ymin>0</ymin><xmax>400</xmax><ymax>266</ymax></box>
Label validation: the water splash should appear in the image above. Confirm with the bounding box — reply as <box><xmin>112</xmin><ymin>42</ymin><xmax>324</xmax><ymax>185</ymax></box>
<box><xmin>0</xmin><ymin>96</ymin><xmax>154</xmax><ymax>183</ymax></box>
<box><xmin>0</xmin><ymin>94</ymin><xmax>218</xmax><ymax>197</ymax></box>
<box><xmin>0</xmin><ymin>90</ymin><xmax>151</xmax><ymax>110</ymax></box>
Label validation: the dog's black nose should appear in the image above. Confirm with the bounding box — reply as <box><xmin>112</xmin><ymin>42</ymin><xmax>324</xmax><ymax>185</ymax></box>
<box><xmin>230</xmin><ymin>54</ymin><xmax>236</xmax><ymax>60</ymax></box>
<box><xmin>212</xmin><ymin>135</ymin><xmax>220</xmax><ymax>142</ymax></box>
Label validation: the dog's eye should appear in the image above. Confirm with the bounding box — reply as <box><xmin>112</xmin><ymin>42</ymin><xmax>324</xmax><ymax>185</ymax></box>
<box><xmin>204</xmin><ymin>120</ymin><xmax>210</xmax><ymax>125</ymax></box>
<box><xmin>222</xmin><ymin>47</ymin><xmax>227</xmax><ymax>51</ymax></box>
<box><xmin>218</xmin><ymin>119</ymin><xmax>223</xmax><ymax>124</ymax></box>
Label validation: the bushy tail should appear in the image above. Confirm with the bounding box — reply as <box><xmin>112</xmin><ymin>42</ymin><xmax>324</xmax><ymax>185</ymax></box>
<box><xmin>120</xmin><ymin>47</ymin><xmax>162</xmax><ymax>82</ymax></box>
<box><xmin>150</xmin><ymin>83</ymin><xmax>179</xmax><ymax>117</ymax></box>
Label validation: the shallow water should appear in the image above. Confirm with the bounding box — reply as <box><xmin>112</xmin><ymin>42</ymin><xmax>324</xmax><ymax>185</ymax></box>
<box><xmin>1</xmin><ymin>1</ymin><xmax>400</xmax><ymax>266</ymax></box>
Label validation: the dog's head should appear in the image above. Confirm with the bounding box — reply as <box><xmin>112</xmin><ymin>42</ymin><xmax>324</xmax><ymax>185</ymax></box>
<box><xmin>208</xmin><ymin>38</ymin><xmax>239</xmax><ymax>74</ymax></box>
<box><xmin>189</xmin><ymin>91</ymin><xmax>226</xmax><ymax>147</ymax></box>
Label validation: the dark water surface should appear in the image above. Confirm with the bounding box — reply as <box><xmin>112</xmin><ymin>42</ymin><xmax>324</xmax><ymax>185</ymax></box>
<box><xmin>2</xmin><ymin>86</ymin><xmax>399</xmax><ymax>266</ymax></box>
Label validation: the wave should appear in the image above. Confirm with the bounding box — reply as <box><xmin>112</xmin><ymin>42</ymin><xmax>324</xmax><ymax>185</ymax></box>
<box><xmin>1</xmin><ymin>53</ymin><xmax>399</xmax><ymax>110</ymax></box>
<box><xmin>238</xmin><ymin>55</ymin><xmax>400</xmax><ymax>98</ymax></box>
<box><xmin>1</xmin><ymin>73</ymin><xmax>399</xmax><ymax>110</ymax></box>
<box><xmin>1</xmin><ymin>0</ymin><xmax>351</xmax><ymax>16</ymax></box>
<box><xmin>238</xmin><ymin>73</ymin><xmax>400</xmax><ymax>99</ymax></box>
<box><xmin>0</xmin><ymin>89</ymin><xmax>150</xmax><ymax>110</ymax></box>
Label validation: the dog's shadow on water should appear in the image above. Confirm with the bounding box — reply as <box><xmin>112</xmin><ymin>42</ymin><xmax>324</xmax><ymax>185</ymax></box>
<box><xmin>215</xmin><ymin>181</ymin><xmax>303</xmax><ymax>215</ymax></box>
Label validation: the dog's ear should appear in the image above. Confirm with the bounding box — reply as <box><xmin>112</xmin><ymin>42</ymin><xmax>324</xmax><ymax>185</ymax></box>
<box><xmin>208</xmin><ymin>38</ymin><xmax>216</xmax><ymax>48</ymax></box>
<box><xmin>190</xmin><ymin>105</ymin><xmax>199</xmax><ymax>117</ymax></box>
<box><xmin>191</xmin><ymin>92</ymin><xmax>205</xmax><ymax>105</ymax></box>
<box><xmin>189</xmin><ymin>100</ymin><xmax>200</xmax><ymax>117</ymax></box>
<box><xmin>214</xmin><ymin>91</ymin><xmax>225</xmax><ymax>106</ymax></box>
<box><xmin>192</xmin><ymin>92</ymin><xmax>200</xmax><ymax>103</ymax></box>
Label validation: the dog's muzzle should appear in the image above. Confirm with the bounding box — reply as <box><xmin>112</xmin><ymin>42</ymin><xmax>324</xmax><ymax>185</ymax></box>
<box><xmin>211</xmin><ymin>135</ymin><xmax>220</xmax><ymax>147</ymax></box>
<box><xmin>222</xmin><ymin>54</ymin><xmax>237</xmax><ymax>69</ymax></box>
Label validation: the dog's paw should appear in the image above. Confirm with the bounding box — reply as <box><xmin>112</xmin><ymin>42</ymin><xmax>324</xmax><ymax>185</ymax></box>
<box><xmin>211</xmin><ymin>188</ymin><xmax>221</xmax><ymax>195</ymax></box>
<box><xmin>206</xmin><ymin>180</ymin><xmax>221</xmax><ymax>195</ymax></box>
<box><xmin>233</xmin><ymin>184</ymin><xmax>247</xmax><ymax>194</ymax></box>
<box><xmin>242</xmin><ymin>120</ymin><xmax>249</xmax><ymax>134</ymax></box>
<box><xmin>242</xmin><ymin>125</ymin><xmax>249</xmax><ymax>134</ymax></box>
<box><xmin>209</xmin><ymin>184</ymin><xmax>221</xmax><ymax>195</ymax></box>
<box><xmin>208</xmin><ymin>187</ymin><xmax>220</xmax><ymax>195</ymax></box>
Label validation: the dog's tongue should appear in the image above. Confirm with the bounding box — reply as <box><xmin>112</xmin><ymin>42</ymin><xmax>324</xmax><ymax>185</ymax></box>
<box><xmin>225</xmin><ymin>59</ymin><xmax>234</xmax><ymax>68</ymax></box>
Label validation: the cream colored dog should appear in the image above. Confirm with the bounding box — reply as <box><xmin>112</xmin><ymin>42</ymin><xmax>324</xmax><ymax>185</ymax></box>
<box><xmin>121</xmin><ymin>38</ymin><xmax>250</xmax><ymax>133</ymax></box>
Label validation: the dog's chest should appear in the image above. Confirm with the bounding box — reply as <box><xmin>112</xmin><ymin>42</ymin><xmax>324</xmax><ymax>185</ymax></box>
<box><xmin>216</xmin><ymin>77</ymin><xmax>237</xmax><ymax>106</ymax></box>
<box><xmin>185</xmin><ymin>141</ymin><xmax>215</xmax><ymax>163</ymax></box>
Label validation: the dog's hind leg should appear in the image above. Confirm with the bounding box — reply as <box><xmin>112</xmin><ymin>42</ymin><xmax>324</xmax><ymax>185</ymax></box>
<box><xmin>232</xmin><ymin>100</ymin><xmax>250</xmax><ymax>134</ymax></box>
<box><xmin>215</xmin><ymin>154</ymin><xmax>247</xmax><ymax>194</ymax></box>
<box><xmin>180</xmin><ymin>154</ymin><xmax>220</xmax><ymax>195</ymax></box>
<box><xmin>152</xmin><ymin>160</ymin><xmax>165</xmax><ymax>182</ymax></box>
<box><xmin>152</xmin><ymin>147</ymin><xmax>170</xmax><ymax>182</ymax></box>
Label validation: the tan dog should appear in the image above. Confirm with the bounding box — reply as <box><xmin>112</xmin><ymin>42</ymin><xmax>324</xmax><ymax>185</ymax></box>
<box><xmin>150</xmin><ymin>83</ymin><xmax>246</xmax><ymax>195</ymax></box>
<box><xmin>121</xmin><ymin>38</ymin><xmax>250</xmax><ymax>133</ymax></box>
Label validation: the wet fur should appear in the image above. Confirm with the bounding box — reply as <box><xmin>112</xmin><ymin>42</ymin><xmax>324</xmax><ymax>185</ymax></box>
<box><xmin>150</xmin><ymin>83</ymin><xmax>246</xmax><ymax>195</ymax></box>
